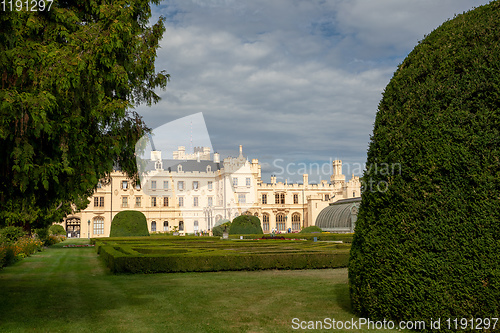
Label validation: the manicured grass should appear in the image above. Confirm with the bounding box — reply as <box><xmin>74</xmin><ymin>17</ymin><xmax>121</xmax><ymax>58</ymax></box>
<box><xmin>0</xmin><ymin>239</ymin><xmax>409</xmax><ymax>332</ymax></box>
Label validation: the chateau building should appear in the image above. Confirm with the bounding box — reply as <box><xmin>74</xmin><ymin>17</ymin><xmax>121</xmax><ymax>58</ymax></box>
<box><xmin>60</xmin><ymin>146</ymin><xmax>361</xmax><ymax>238</ymax></box>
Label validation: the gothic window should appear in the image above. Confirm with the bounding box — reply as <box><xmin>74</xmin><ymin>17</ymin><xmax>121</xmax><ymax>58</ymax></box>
<box><xmin>276</xmin><ymin>214</ymin><xmax>286</xmax><ymax>231</ymax></box>
<box><xmin>292</xmin><ymin>213</ymin><xmax>301</xmax><ymax>231</ymax></box>
<box><xmin>263</xmin><ymin>214</ymin><xmax>270</xmax><ymax>232</ymax></box>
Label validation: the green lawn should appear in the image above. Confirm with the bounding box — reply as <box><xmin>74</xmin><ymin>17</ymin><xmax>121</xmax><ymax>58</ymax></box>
<box><xmin>0</xmin><ymin>239</ymin><xmax>408</xmax><ymax>333</ymax></box>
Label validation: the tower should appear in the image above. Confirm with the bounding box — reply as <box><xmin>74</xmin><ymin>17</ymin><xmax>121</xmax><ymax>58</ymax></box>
<box><xmin>330</xmin><ymin>160</ymin><xmax>345</xmax><ymax>184</ymax></box>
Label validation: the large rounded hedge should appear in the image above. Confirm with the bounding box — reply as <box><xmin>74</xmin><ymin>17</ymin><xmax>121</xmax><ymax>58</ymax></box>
<box><xmin>229</xmin><ymin>215</ymin><xmax>263</xmax><ymax>235</ymax></box>
<box><xmin>349</xmin><ymin>1</ymin><xmax>500</xmax><ymax>327</ymax></box>
<box><xmin>110</xmin><ymin>210</ymin><xmax>150</xmax><ymax>237</ymax></box>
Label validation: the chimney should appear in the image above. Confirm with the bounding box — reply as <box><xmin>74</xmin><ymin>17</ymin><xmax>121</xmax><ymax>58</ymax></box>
<box><xmin>239</xmin><ymin>145</ymin><xmax>243</xmax><ymax>157</ymax></box>
<box><xmin>303</xmin><ymin>174</ymin><xmax>308</xmax><ymax>186</ymax></box>
<box><xmin>151</xmin><ymin>150</ymin><xmax>162</xmax><ymax>161</ymax></box>
<box><xmin>213</xmin><ymin>152</ymin><xmax>220</xmax><ymax>163</ymax></box>
<box><xmin>271</xmin><ymin>175</ymin><xmax>276</xmax><ymax>185</ymax></box>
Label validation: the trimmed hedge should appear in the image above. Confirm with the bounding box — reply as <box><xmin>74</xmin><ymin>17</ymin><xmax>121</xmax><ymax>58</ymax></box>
<box><xmin>300</xmin><ymin>226</ymin><xmax>322</xmax><ymax>233</ymax></box>
<box><xmin>49</xmin><ymin>224</ymin><xmax>66</xmax><ymax>236</ymax></box>
<box><xmin>110</xmin><ymin>210</ymin><xmax>149</xmax><ymax>237</ymax></box>
<box><xmin>349</xmin><ymin>1</ymin><xmax>500</xmax><ymax>329</ymax></box>
<box><xmin>94</xmin><ymin>237</ymin><xmax>350</xmax><ymax>273</ymax></box>
<box><xmin>212</xmin><ymin>221</ymin><xmax>231</xmax><ymax>237</ymax></box>
<box><xmin>229</xmin><ymin>215</ymin><xmax>263</xmax><ymax>235</ymax></box>
<box><xmin>229</xmin><ymin>233</ymin><xmax>353</xmax><ymax>243</ymax></box>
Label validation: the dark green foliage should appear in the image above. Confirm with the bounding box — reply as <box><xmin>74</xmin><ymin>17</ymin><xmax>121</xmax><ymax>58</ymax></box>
<box><xmin>95</xmin><ymin>237</ymin><xmax>350</xmax><ymax>273</ymax></box>
<box><xmin>49</xmin><ymin>224</ymin><xmax>66</xmax><ymax>236</ymax></box>
<box><xmin>0</xmin><ymin>1</ymin><xmax>169</xmax><ymax>230</ymax></box>
<box><xmin>212</xmin><ymin>222</ymin><xmax>231</xmax><ymax>237</ymax></box>
<box><xmin>109</xmin><ymin>211</ymin><xmax>149</xmax><ymax>237</ymax></box>
<box><xmin>300</xmin><ymin>226</ymin><xmax>322</xmax><ymax>233</ymax></box>
<box><xmin>0</xmin><ymin>226</ymin><xmax>26</xmax><ymax>243</ymax></box>
<box><xmin>33</xmin><ymin>227</ymin><xmax>49</xmax><ymax>244</ymax></box>
<box><xmin>349</xmin><ymin>1</ymin><xmax>500</xmax><ymax>328</ymax></box>
<box><xmin>229</xmin><ymin>215</ymin><xmax>263</xmax><ymax>235</ymax></box>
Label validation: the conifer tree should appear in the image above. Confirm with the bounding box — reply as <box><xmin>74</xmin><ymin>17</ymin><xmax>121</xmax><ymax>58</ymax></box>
<box><xmin>0</xmin><ymin>1</ymin><xmax>169</xmax><ymax>229</ymax></box>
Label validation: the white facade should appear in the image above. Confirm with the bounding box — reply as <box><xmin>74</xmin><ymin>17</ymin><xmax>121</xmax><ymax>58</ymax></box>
<box><xmin>60</xmin><ymin>146</ymin><xmax>360</xmax><ymax>237</ymax></box>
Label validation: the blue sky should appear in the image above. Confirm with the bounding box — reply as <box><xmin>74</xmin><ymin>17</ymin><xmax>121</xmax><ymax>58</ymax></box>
<box><xmin>135</xmin><ymin>0</ymin><xmax>491</xmax><ymax>184</ymax></box>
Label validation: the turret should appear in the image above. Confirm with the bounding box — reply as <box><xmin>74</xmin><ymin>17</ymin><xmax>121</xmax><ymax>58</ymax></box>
<box><xmin>330</xmin><ymin>160</ymin><xmax>345</xmax><ymax>184</ymax></box>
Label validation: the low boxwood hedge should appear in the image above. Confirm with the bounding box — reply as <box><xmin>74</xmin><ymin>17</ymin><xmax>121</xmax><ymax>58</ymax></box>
<box><xmin>94</xmin><ymin>237</ymin><xmax>350</xmax><ymax>274</ymax></box>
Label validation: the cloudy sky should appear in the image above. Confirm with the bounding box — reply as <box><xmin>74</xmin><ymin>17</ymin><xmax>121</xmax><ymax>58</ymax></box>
<box><xmin>135</xmin><ymin>0</ymin><xmax>490</xmax><ymax>184</ymax></box>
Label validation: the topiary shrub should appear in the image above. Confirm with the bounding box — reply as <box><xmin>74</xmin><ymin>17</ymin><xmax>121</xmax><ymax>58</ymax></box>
<box><xmin>300</xmin><ymin>226</ymin><xmax>322</xmax><ymax>233</ymax></box>
<box><xmin>229</xmin><ymin>215</ymin><xmax>263</xmax><ymax>235</ymax></box>
<box><xmin>349</xmin><ymin>1</ymin><xmax>500</xmax><ymax>328</ymax></box>
<box><xmin>49</xmin><ymin>224</ymin><xmax>66</xmax><ymax>236</ymax></box>
<box><xmin>212</xmin><ymin>222</ymin><xmax>231</xmax><ymax>237</ymax></box>
<box><xmin>110</xmin><ymin>211</ymin><xmax>150</xmax><ymax>237</ymax></box>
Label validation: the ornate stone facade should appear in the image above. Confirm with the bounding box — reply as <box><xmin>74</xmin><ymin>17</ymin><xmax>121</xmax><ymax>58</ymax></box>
<box><xmin>59</xmin><ymin>146</ymin><xmax>361</xmax><ymax>238</ymax></box>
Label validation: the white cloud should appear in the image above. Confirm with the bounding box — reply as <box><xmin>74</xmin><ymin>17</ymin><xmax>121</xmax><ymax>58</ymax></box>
<box><xmin>139</xmin><ymin>0</ymin><xmax>490</xmax><ymax>182</ymax></box>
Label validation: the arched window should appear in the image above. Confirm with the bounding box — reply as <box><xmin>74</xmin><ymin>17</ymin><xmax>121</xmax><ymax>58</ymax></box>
<box><xmin>179</xmin><ymin>221</ymin><xmax>184</xmax><ymax>231</ymax></box>
<box><xmin>276</xmin><ymin>214</ymin><xmax>286</xmax><ymax>231</ymax></box>
<box><xmin>262</xmin><ymin>214</ymin><xmax>270</xmax><ymax>232</ymax></box>
<box><xmin>151</xmin><ymin>221</ymin><xmax>156</xmax><ymax>232</ymax></box>
<box><xmin>163</xmin><ymin>221</ymin><xmax>169</xmax><ymax>231</ymax></box>
<box><xmin>292</xmin><ymin>213</ymin><xmax>301</xmax><ymax>231</ymax></box>
<box><xmin>194</xmin><ymin>220</ymin><xmax>199</xmax><ymax>231</ymax></box>
<box><xmin>93</xmin><ymin>217</ymin><xmax>104</xmax><ymax>235</ymax></box>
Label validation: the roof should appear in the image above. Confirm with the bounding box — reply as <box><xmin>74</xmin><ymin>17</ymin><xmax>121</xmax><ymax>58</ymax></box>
<box><xmin>143</xmin><ymin>159</ymin><xmax>221</xmax><ymax>173</ymax></box>
<box><xmin>315</xmin><ymin>197</ymin><xmax>361</xmax><ymax>231</ymax></box>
